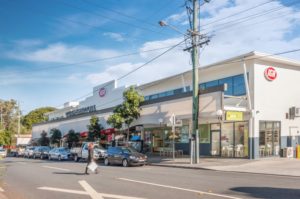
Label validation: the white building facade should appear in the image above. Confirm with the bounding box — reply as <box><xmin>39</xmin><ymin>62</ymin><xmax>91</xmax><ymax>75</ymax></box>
<box><xmin>32</xmin><ymin>52</ymin><xmax>300</xmax><ymax>159</ymax></box>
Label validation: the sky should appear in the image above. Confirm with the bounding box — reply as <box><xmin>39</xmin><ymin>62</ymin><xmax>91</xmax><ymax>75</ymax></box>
<box><xmin>0</xmin><ymin>0</ymin><xmax>300</xmax><ymax>114</ymax></box>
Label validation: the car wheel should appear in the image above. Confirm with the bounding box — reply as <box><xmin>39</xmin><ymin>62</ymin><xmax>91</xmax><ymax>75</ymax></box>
<box><xmin>122</xmin><ymin>159</ymin><xmax>129</xmax><ymax>167</ymax></box>
<box><xmin>104</xmin><ymin>158</ymin><xmax>109</xmax><ymax>166</ymax></box>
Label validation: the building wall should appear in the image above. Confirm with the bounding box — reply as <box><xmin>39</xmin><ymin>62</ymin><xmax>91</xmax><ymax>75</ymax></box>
<box><xmin>32</xmin><ymin>111</ymin><xmax>113</xmax><ymax>139</ymax></box>
<box><xmin>253</xmin><ymin>60</ymin><xmax>300</xmax><ymax>157</ymax></box>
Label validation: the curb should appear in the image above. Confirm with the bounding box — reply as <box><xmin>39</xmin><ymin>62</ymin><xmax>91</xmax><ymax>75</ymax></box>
<box><xmin>148</xmin><ymin>163</ymin><xmax>300</xmax><ymax>178</ymax></box>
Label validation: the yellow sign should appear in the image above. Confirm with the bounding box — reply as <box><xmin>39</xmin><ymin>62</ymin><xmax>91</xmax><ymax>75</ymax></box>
<box><xmin>226</xmin><ymin>111</ymin><xmax>244</xmax><ymax>121</ymax></box>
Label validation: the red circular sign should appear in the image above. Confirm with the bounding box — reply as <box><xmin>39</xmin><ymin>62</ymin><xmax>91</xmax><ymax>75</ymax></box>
<box><xmin>99</xmin><ymin>88</ymin><xmax>106</xmax><ymax>97</ymax></box>
<box><xmin>264</xmin><ymin>67</ymin><xmax>277</xmax><ymax>81</ymax></box>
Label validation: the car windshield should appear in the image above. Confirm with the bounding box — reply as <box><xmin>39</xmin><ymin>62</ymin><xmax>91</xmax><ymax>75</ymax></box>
<box><xmin>121</xmin><ymin>147</ymin><xmax>138</xmax><ymax>154</ymax></box>
<box><xmin>0</xmin><ymin>149</ymin><xmax>5</xmax><ymax>152</ymax></box>
<box><xmin>93</xmin><ymin>145</ymin><xmax>104</xmax><ymax>150</ymax></box>
<box><xmin>58</xmin><ymin>148</ymin><xmax>69</xmax><ymax>153</ymax></box>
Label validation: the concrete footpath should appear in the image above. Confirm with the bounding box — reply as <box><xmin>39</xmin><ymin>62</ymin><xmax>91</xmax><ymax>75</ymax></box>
<box><xmin>148</xmin><ymin>156</ymin><xmax>300</xmax><ymax>177</ymax></box>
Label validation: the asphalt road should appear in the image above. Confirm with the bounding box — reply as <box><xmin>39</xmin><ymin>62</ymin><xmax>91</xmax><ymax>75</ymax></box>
<box><xmin>0</xmin><ymin>157</ymin><xmax>300</xmax><ymax>199</ymax></box>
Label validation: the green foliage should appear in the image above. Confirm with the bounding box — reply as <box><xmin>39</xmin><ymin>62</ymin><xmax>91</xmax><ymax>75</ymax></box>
<box><xmin>66</xmin><ymin>129</ymin><xmax>80</xmax><ymax>148</ymax></box>
<box><xmin>107</xmin><ymin>105</ymin><xmax>124</xmax><ymax>129</ymax></box>
<box><xmin>87</xmin><ymin>116</ymin><xmax>104</xmax><ymax>141</ymax></box>
<box><xmin>50</xmin><ymin>128</ymin><xmax>62</xmax><ymax>145</ymax></box>
<box><xmin>22</xmin><ymin>107</ymin><xmax>56</xmax><ymax>130</ymax></box>
<box><xmin>107</xmin><ymin>86</ymin><xmax>144</xmax><ymax>140</ymax></box>
<box><xmin>38</xmin><ymin>131</ymin><xmax>50</xmax><ymax>146</ymax></box>
<box><xmin>0</xmin><ymin>130</ymin><xmax>12</xmax><ymax>146</ymax></box>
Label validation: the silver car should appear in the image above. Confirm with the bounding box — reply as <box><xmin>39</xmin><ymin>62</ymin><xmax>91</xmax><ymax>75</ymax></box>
<box><xmin>24</xmin><ymin>146</ymin><xmax>36</xmax><ymax>158</ymax></box>
<box><xmin>48</xmin><ymin>147</ymin><xmax>71</xmax><ymax>161</ymax></box>
<box><xmin>0</xmin><ymin>149</ymin><xmax>7</xmax><ymax>158</ymax></box>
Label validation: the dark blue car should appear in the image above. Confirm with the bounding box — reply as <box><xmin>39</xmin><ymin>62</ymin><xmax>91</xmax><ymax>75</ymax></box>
<box><xmin>104</xmin><ymin>146</ymin><xmax>147</xmax><ymax>167</ymax></box>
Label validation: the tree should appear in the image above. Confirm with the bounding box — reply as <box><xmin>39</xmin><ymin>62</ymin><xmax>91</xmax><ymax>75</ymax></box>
<box><xmin>50</xmin><ymin>128</ymin><xmax>62</xmax><ymax>146</ymax></box>
<box><xmin>22</xmin><ymin>107</ymin><xmax>56</xmax><ymax>130</ymax></box>
<box><xmin>38</xmin><ymin>131</ymin><xmax>50</xmax><ymax>146</ymax></box>
<box><xmin>87</xmin><ymin>116</ymin><xmax>104</xmax><ymax>142</ymax></box>
<box><xmin>107</xmin><ymin>86</ymin><xmax>144</xmax><ymax>141</ymax></box>
<box><xmin>0</xmin><ymin>130</ymin><xmax>12</xmax><ymax>146</ymax></box>
<box><xmin>66</xmin><ymin>129</ymin><xmax>79</xmax><ymax>148</ymax></box>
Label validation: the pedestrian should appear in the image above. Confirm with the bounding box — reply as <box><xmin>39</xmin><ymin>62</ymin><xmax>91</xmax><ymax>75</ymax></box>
<box><xmin>85</xmin><ymin>142</ymin><xmax>98</xmax><ymax>175</ymax></box>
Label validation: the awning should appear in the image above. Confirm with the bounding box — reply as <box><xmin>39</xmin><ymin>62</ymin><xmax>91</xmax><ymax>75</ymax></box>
<box><xmin>131</xmin><ymin>135</ymin><xmax>141</xmax><ymax>141</ymax></box>
<box><xmin>101</xmin><ymin>128</ymin><xmax>115</xmax><ymax>135</ymax></box>
<box><xmin>80</xmin><ymin>131</ymin><xmax>88</xmax><ymax>137</ymax></box>
<box><xmin>16</xmin><ymin>138</ymin><xmax>31</xmax><ymax>146</ymax></box>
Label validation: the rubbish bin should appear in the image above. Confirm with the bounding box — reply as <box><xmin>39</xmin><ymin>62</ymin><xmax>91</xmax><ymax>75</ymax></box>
<box><xmin>297</xmin><ymin>145</ymin><xmax>300</xmax><ymax>159</ymax></box>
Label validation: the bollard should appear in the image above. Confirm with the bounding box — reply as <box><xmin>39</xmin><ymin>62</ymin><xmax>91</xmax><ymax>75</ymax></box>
<box><xmin>297</xmin><ymin>145</ymin><xmax>300</xmax><ymax>159</ymax></box>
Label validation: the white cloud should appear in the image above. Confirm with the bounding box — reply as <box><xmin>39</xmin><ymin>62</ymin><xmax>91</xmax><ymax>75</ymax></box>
<box><xmin>103</xmin><ymin>32</ymin><xmax>125</xmax><ymax>42</ymax></box>
<box><xmin>7</xmin><ymin>43</ymin><xmax>121</xmax><ymax>64</ymax></box>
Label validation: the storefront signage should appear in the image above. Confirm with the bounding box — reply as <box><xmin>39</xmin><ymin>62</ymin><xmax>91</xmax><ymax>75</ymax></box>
<box><xmin>264</xmin><ymin>67</ymin><xmax>277</xmax><ymax>81</ymax></box>
<box><xmin>66</xmin><ymin>105</ymin><xmax>96</xmax><ymax>117</ymax></box>
<box><xmin>226</xmin><ymin>111</ymin><xmax>244</xmax><ymax>121</ymax></box>
<box><xmin>99</xmin><ymin>88</ymin><xmax>106</xmax><ymax>97</ymax></box>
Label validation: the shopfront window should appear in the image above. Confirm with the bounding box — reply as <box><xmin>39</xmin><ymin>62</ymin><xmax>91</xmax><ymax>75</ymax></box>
<box><xmin>199</xmin><ymin>124</ymin><xmax>210</xmax><ymax>143</ymax></box>
<box><xmin>259</xmin><ymin>121</ymin><xmax>281</xmax><ymax>157</ymax></box>
<box><xmin>221</xmin><ymin>123</ymin><xmax>234</xmax><ymax>157</ymax></box>
<box><xmin>234</xmin><ymin>122</ymin><xmax>249</xmax><ymax>157</ymax></box>
<box><xmin>179</xmin><ymin>125</ymin><xmax>189</xmax><ymax>143</ymax></box>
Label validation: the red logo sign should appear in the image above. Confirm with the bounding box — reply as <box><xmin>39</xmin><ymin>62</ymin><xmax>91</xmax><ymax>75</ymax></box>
<box><xmin>264</xmin><ymin>67</ymin><xmax>277</xmax><ymax>81</ymax></box>
<box><xmin>99</xmin><ymin>88</ymin><xmax>106</xmax><ymax>97</ymax></box>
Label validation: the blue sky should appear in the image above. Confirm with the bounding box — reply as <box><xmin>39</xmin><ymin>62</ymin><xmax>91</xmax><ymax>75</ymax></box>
<box><xmin>0</xmin><ymin>0</ymin><xmax>300</xmax><ymax>114</ymax></box>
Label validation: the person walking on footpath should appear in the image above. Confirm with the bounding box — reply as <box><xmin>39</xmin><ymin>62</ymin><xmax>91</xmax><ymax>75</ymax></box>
<box><xmin>85</xmin><ymin>142</ymin><xmax>98</xmax><ymax>175</ymax></box>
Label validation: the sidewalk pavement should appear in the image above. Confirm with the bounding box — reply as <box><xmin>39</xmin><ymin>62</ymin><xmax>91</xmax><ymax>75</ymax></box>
<box><xmin>148</xmin><ymin>155</ymin><xmax>300</xmax><ymax>177</ymax></box>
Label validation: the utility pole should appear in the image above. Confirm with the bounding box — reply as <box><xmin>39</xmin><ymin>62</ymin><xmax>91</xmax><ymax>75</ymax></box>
<box><xmin>185</xmin><ymin>0</ymin><xmax>210</xmax><ymax>164</ymax></box>
<box><xmin>191</xmin><ymin>0</ymin><xmax>200</xmax><ymax>164</ymax></box>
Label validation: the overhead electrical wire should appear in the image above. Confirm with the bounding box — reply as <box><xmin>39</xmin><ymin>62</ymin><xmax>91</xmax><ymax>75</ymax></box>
<box><xmin>53</xmin><ymin>39</ymin><xmax>187</xmax><ymax>108</ymax></box>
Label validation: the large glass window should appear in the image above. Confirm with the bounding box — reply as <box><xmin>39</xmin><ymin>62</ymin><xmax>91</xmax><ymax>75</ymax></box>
<box><xmin>219</xmin><ymin>77</ymin><xmax>233</xmax><ymax>95</ymax></box>
<box><xmin>233</xmin><ymin>75</ymin><xmax>246</xmax><ymax>96</ymax></box>
<box><xmin>205</xmin><ymin>80</ymin><xmax>218</xmax><ymax>88</ymax></box>
<box><xmin>199</xmin><ymin>124</ymin><xmax>210</xmax><ymax>143</ymax></box>
<box><xmin>234</xmin><ymin>122</ymin><xmax>249</xmax><ymax>157</ymax></box>
<box><xmin>221</xmin><ymin>123</ymin><xmax>234</xmax><ymax>157</ymax></box>
<box><xmin>179</xmin><ymin>125</ymin><xmax>189</xmax><ymax>143</ymax></box>
<box><xmin>259</xmin><ymin>121</ymin><xmax>281</xmax><ymax>157</ymax></box>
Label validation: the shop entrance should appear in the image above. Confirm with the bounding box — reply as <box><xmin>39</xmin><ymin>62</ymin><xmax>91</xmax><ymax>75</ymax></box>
<box><xmin>259</xmin><ymin>121</ymin><xmax>281</xmax><ymax>157</ymax></box>
<box><xmin>210</xmin><ymin>123</ymin><xmax>221</xmax><ymax>156</ymax></box>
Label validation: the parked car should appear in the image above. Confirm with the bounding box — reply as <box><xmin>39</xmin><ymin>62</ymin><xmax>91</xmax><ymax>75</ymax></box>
<box><xmin>48</xmin><ymin>147</ymin><xmax>71</xmax><ymax>161</ymax></box>
<box><xmin>33</xmin><ymin>146</ymin><xmax>51</xmax><ymax>159</ymax></box>
<box><xmin>17</xmin><ymin>148</ymin><xmax>25</xmax><ymax>157</ymax></box>
<box><xmin>104</xmin><ymin>146</ymin><xmax>147</xmax><ymax>167</ymax></box>
<box><xmin>24</xmin><ymin>146</ymin><xmax>36</xmax><ymax>158</ymax></box>
<box><xmin>0</xmin><ymin>149</ymin><xmax>7</xmax><ymax>158</ymax></box>
<box><xmin>71</xmin><ymin>142</ymin><xmax>107</xmax><ymax>162</ymax></box>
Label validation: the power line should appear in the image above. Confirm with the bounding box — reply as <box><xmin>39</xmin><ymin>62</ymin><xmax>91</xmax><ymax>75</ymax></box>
<box><xmin>56</xmin><ymin>0</ymin><xmax>173</xmax><ymax>37</ymax></box>
<box><xmin>54</xmin><ymin>39</ymin><xmax>187</xmax><ymax>108</ymax></box>
<box><xmin>201</xmin><ymin>0</ymin><xmax>276</xmax><ymax>28</ymax></box>
<box><xmin>99</xmin><ymin>48</ymin><xmax>300</xmax><ymax>108</ymax></box>
<box><xmin>0</xmin><ymin>44</ymin><xmax>186</xmax><ymax>79</ymax></box>
<box><xmin>202</xmin><ymin>0</ymin><xmax>298</xmax><ymax>33</ymax></box>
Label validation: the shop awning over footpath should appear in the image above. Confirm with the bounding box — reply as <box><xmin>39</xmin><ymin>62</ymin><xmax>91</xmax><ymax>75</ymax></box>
<box><xmin>100</xmin><ymin>128</ymin><xmax>115</xmax><ymax>135</ymax></box>
<box><xmin>80</xmin><ymin>131</ymin><xmax>88</xmax><ymax>137</ymax></box>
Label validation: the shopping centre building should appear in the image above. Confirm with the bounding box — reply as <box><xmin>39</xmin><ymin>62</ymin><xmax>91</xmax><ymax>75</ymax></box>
<box><xmin>32</xmin><ymin>51</ymin><xmax>300</xmax><ymax>159</ymax></box>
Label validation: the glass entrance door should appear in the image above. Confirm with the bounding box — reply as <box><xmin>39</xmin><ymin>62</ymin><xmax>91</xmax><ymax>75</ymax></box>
<box><xmin>211</xmin><ymin>131</ymin><xmax>220</xmax><ymax>156</ymax></box>
<box><xmin>259</xmin><ymin>121</ymin><xmax>281</xmax><ymax>157</ymax></box>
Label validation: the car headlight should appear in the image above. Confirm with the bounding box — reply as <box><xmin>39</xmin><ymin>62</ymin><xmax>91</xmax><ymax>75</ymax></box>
<box><xmin>129</xmin><ymin>155</ymin><xmax>137</xmax><ymax>159</ymax></box>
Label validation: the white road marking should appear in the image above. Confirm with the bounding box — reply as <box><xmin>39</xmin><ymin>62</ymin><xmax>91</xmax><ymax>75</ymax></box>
<box><xmin>79</xmin><ymin>180</ymin><xmax>103</xmax><ymax>199</ymax></box>
<box><xmin>0</xmin><ymin>187</ymin><xmax>4</xmax><ymax>192</ymax></box>
<box><xmin>38</xmin><ymin>180</ymin><xmax>146</xmax><ymax>199</ymax></box>
<box><xmin>118</xmin><ymin>178</ymin><xmax>242</xmax><ymax>199</ymax></box>
<box><xmin>42</xmin><ymin>166</ymin><xmax>70</xmax><ymax>172</ymax></box>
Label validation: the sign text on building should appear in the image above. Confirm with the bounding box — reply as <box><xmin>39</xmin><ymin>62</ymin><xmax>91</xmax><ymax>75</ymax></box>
<box><xmin>226</xmin><ymin>111</ymin><xmax>244</xmax><ymax>121</ymax></box>
<box><xmin>66</xmin><ymin>105</ymin><xmax>96</xmax><ymax>117</ymax></box>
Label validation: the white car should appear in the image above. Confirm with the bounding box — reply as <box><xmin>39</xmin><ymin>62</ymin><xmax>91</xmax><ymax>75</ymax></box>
<box><xmin>0</xmin><ymin>149</ymin><xmax>7</xmax><ymax>158</ymax></box>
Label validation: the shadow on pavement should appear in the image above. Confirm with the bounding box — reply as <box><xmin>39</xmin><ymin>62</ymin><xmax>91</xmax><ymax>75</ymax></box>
<box><xmin>53</xmin><ymin>172</ymin><xmax>86</xmax><ymax>175</ymax></box>
<box><xmin>231</xmin><ymin>187</ymin><xmax>300</xmax><ymax>199</ymax></box>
